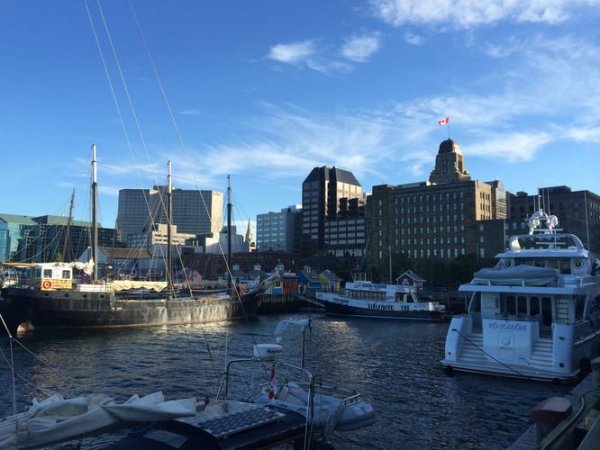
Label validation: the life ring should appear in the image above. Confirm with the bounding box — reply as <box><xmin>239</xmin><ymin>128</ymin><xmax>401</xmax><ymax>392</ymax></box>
<box><xmin>42</xmin><ymin>280</ymin><xmax>52</xmax><ymax>289</ymax></box>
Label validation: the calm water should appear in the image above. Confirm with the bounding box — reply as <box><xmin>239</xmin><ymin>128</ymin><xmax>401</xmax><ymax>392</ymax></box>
<box><xmin>0</xmin><ymin>314</ymin><xmax>572</xmax><ymax>449</ymax></box>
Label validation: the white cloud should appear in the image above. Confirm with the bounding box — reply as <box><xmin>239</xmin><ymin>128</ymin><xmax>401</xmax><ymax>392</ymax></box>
<box><xmin>267</xmin><ymin>34</ymin><xmax>381</xmax><ymax>74</ymax></box>
<box><xmin>369</xmin><ymin>0</ymin><xmax>600</xmax><ymax>29</ymax></box>
<box><xmin>104</xmin><ymin>30</ymin><xmax>600</xmax><ymax>195</ymax></box>
<box><xmin>341</xmin><ymin>34</ymin><xmax>381</xmax><ymax>62</ymax></box>
<box><xmin>403</xmin><ymin>31</ymin><xmax>424</xmax><ymax>45</ymax></box>
<box><xmin>267</xmin><ymin>40</ymin><xmax>316</xmax><ymax>64</ymax></box>
<box><xmin>468</xmin><ymin>132</ymin><xmax>553</xmax><ymax>163</ymax></box>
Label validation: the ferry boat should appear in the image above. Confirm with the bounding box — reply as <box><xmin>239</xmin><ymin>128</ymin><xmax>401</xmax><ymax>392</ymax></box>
<box><xmin>316</xmin><ymin>274</ymin><xmax>446</xmax><ymax>321</ymax></box>
<box><xmin>441</xmin><ymin>211</ymin><xmax>600</xmax><ymax>382</ymax></box>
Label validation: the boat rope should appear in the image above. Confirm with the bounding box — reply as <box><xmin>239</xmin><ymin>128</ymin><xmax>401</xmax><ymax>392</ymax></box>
<box><xmin>85</xmin><ymin>1</ymin><xmax>278</xmax><ymax>400</ymax></box>
<box><xmin>0</xmin><ymin>313</ymin><xmax>17</xmax><ymax>418</ymax></box>
<box><xmin>451</xmin><ymin>328</ymin><xmax>533</xmax><ymax>380</ymax></box>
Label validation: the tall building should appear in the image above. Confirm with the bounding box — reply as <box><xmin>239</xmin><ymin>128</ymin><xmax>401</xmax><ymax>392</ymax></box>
<box><xmin>117</xmin><ymin>187</ymin><xmax>223</xmax><ymax>245</ymax></box>
<box><xmin>301</xmin><ymin>166</ymin><xmax>364</xmax><ymax>254</ymax></box>
<box><xmin>256</xmin><ymin>205</ymin><xmax>302</xmax><ymax>253</ymax></box>
<box><xmin>508</xmin><ymin>186</ymin><xmax>600</xmax><ymax>253</ymax></box>
<box><xmin>0</xmin><ymin>214</ymin><xmax>37</xmax><ymax>262</ymax></box>
<box><xmin>367</xmin><ymin>139</ymin><xmax>507</xmax><ymax>263</ymax></box>
<box><xmin>0</xmin><ymin>214</ymin><xmax>116</xmax><ymax>263</ymax></box>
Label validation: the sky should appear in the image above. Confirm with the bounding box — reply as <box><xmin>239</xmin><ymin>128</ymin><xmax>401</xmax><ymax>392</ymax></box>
<box><xmin>1</xmin><ymin>0</ymin><xmax>600</xmax><ymax>234</ymax></box>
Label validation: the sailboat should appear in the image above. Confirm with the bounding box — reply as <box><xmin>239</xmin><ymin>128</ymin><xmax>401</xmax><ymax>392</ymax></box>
<box><xmin>0</xmin><ymin>146</ymin><xmax>273</xmax><ymax>334</ymax></box>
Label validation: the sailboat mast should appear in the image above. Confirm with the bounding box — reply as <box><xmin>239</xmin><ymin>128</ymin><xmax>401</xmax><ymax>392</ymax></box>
<box><xmin>167</xmin><ymin>160</ymin><xmax>173</xmax><ymax>296</ymax></box>
<box><xmin>227</xmin><ymin>174</ymin><xmax>232</xmax><ymax>291</ymax></box>
<box><xmin>91</xmin><ymin>144</ymin><xmax>98</xmax><ymax>281</ymax></box>
<box><xmin>62</xmin><ymin>188</ymin><xmax>75</xmax><ymax>262</ymax></box>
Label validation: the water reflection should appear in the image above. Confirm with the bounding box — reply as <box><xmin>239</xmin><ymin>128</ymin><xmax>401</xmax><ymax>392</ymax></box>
<box><xmin>1</xmin><ymin>314</ymin><xmax>573</xmax><ymax>449</ymax></box>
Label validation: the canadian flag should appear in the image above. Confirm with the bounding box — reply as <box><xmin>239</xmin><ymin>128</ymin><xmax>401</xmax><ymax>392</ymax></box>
<box><xmin>437</xmin><ymin>116</ymin><xmax>450</xmax><ymax>126</ymax></box>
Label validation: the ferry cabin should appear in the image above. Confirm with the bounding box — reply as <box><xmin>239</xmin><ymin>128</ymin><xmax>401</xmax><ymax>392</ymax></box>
<box><xmin>342</xmin><ymin>281</ymin><xmax>419</xmax><ymax>303</ymax></box>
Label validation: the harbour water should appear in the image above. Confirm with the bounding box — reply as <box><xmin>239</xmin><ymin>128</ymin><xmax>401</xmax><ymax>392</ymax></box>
<box><xmin>0</xmin><ymin>313</ymin><xmax>572</xmax><ymax>449</ymax></box>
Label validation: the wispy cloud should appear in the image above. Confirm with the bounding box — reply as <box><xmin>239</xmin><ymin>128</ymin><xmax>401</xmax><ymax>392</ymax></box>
<box><xmin>268</xmin><ymin>40</ymin><xmax>317</xmax><ymax>64</ymax></box>
<box><xmin>369</xmin><ymin>0</ymin><xmax>600</xmax><ymax>29</ymax></box>
<box><xmin>341</xmin><ymin>34</ymin><xmax>381</xmax><ymax>62</ymax></box>
<box><xmin>267</xmin><ymin>33</ymin><xmax>381</xmax><ymax>74</ymax></box>
<box><xmin>100</xmin><ymin>29</ymin><xmax>600</xmax><ymax>196</ymax></box>
<box><xmin>176</xmin><ymin>109</ymin><xmax>202</xmax><ymax>116</ymax></box>
<box><xmin>403</xmin><ymin>31</ymin><xmax>424</xmax><ymax>46</ymax></box>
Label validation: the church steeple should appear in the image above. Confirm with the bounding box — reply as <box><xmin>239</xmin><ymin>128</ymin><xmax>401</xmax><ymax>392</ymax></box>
<box><xmin>428</xmin><ymin>139</ymin><xmax>471</xmax><ymax>184</ymax></box>
<box><xmin>245</xmin><ymin>220</ymin><xmax>255</xmax><ymax>252</ymax></box>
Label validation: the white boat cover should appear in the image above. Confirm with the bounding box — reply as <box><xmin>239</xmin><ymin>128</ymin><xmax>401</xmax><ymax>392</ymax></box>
<box><xmin>472</xmin><ymin>264</ymin><xmax>557</xmax><ymax>286</ymax></box>
<box><xmin>256</xmin><ymin>383</ymin><xmax>375</xmax><ymax>433</ymax></box>
<box><xmin>0</xmin><ymin>391</ymin><xmax>196</xmax><ymax>449</ymax></box>
<box><xmin>107</xmin><ymin>280</ymin><xmax>168</xmax><ymax>292</ymax></box>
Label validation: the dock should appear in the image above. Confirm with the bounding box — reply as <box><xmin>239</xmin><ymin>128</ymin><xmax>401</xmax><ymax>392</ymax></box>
<box><xmin>508</xmin><ymin>359</ymin><xmax>600</xmax><ymax>450</ymax></box>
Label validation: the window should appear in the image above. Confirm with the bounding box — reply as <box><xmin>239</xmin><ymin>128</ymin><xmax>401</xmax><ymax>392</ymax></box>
<box><xmin>44</xmin><ymin>269</ymin><xmax>52</xmax><ymax>278</ymax></box>
<box><xmin>62</xmin><ymin>270</ymin><xmax>70</xmax><ymax>279</ymax></box>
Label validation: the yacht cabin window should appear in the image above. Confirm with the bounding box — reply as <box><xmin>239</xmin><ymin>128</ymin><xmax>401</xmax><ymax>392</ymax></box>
<box><xmin>43</xmin><ymin>269</ymin><xmax>52</xmax><ymax>278</ymax></box>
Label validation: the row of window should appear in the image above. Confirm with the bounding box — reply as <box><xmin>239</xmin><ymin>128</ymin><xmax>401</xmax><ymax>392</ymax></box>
<box><xmin>394</xmin><ymin>191</ymin><xmax>465</xmax><ymax>203</ymax></box>
<box><xmin>397</xmin><ymin>203</ymin><xmax>465</xmax><ymax>214</ymax></box>
<box><xmin>325</xmin><ymin>239</ymin><xmax>366</xmax><ymax>245</ymax></box>
<box><xmin>379</xmin><ymin>248</ymin><xmax>465</xmax><ymax>259</ymax></box>
<box><xmin>396</xmin><ymin>216</ymin><xmax>466</xmax><ymax>225</ymax></box>
<box><xmin>396</xmin><ymin>225</ymin><xmax>465</xmax><ymax>235</ymax></box>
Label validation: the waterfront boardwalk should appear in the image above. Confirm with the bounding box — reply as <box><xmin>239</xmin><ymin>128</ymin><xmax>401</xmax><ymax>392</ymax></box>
<box><xmin>508</xmin><ymin>373</ymin><xmax>596</xmax><ymax>450</ymax></box>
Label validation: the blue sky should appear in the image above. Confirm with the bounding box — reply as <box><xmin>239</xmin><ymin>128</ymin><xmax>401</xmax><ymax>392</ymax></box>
<box><xmin>1</xmin><ymin>1</ymin><xmax>600</xmax><ymax>233</ymax></box>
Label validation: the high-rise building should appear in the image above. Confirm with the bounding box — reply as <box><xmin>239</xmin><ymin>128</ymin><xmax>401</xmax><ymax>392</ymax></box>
<box><xmin>0</xmin><ymin>214</ymin><xmax>37</xmax><ymax>262</ymax></box>
<box><xmin>367</xmin><ymin>139</ymin><xmax>507</xmax><ymax>263</ymax></box>
<box><xmin>0</xmin><ymin>214</ymin><xmax>116</xmax><ymax>263</ymax></box>
<box><xmin>301</xmin><ymin>166</ymin><xmax>364</xmax><ymax>254</ymax></box>
<box><xmin>117</xmin><ymin>187</ymin><xmax>223</xmax><ymax>246</ymax></box>
<box><xmin>256</xmin><ymin>205</ymin><xmax>302</xmax><ymax>253</ymax></box>
<box><xmin>508</xmin><ymin>186</ymin><xmax>600</xmax><ymax>253</ymax></box>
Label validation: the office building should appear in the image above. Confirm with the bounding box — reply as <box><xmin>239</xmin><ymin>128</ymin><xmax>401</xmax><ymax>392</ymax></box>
<box><xmin>367</xmin><ymin>139</ymin><xmax>507</xmax><ymax>263</ymax></box>
<box><xmin>0</xmin><ymin>214</ymin><xmax>116</xmax><ymax>263</ymax></box>
<box><xmin>117</xmin><ymin>187</ymin><xmax>223</xmax><ymax>245</ymax></box>
<box><xmin>256</xmin><ymin>205</ymin><xmax>302</xmax><ymax>252</ymax></box>
<box><xmin>509</xmin><ymin>186</ymin><xmax>600</xmax><ymax>253</ymax></box>
<box><xmin>301</xmin><ymin>166</ymin><xmax>364</xmax><ymax>254</ymax></box>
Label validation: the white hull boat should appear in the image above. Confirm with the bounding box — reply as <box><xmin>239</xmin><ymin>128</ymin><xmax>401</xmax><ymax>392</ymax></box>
<box><xmin>441</xmin><ymin>211</ymin><xmax>600</xmax><ymax>382</ymax></box>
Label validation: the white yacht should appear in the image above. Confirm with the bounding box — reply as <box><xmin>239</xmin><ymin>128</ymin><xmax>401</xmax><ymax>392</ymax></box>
<box><xmin>441</xmin><ymin>211</ymin><xmax>600</xmax><ymax>382</ymax></box>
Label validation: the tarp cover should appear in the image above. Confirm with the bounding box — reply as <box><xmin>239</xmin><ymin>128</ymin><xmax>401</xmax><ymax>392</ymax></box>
<box><xmin>0</xmin><ymin>391</ymin><xmax>196</xmax><ymax>449</ymax></box>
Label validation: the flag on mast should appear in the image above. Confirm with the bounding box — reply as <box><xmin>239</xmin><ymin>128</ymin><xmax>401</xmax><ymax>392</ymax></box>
<box><xmin>437</xmin><ymin>116</ymin><xmax>450</xmax><ymax>126</ymax></box>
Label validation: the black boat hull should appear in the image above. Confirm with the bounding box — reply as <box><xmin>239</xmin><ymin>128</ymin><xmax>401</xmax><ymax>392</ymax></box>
<box><xmin>0</xmin><ymin>287</ymin><xmax>260</xmax><ymax>333</ymax></box>
<box><xmin>322</xmin><ymin>300</ymin><xmax>445</xmax><ymax>321</ymax></box>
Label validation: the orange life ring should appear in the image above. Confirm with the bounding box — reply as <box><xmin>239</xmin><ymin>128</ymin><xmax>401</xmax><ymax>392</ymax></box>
<box><xmin>42</xmin><ymin>280</ymin><xmax>52</xmax><ymax>289</ymax></box>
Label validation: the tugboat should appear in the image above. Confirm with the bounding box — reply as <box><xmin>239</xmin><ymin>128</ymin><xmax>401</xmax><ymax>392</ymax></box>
<box><xmin>441</xmin><ymin>210</ymin><xmax>600</xmax><ymax>382</ymax></box>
